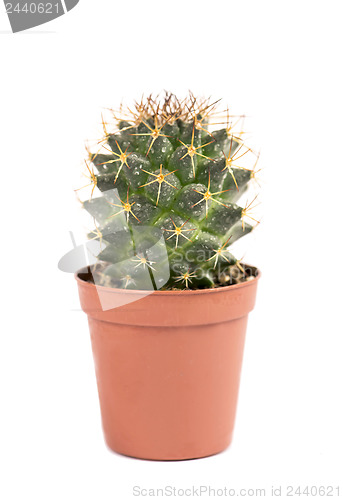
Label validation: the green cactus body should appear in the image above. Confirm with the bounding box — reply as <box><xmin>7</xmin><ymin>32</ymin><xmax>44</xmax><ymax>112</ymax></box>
<box><xmin>82</xmin><ymin>94</ymin><xmax>259</xmax><ymax>290</ymax></box>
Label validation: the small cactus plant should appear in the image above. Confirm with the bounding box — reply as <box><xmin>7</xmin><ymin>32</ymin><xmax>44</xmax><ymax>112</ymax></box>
<box><xmin>79</xmin><ymin>93</ymin><xmax>260</xmax><ymax>290</ymax></box>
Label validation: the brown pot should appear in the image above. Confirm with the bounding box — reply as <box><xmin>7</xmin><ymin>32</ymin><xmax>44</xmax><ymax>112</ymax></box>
<box><xmin>75</xmin><ymin>266</ymin><xmax>260</xmax><ymax>461</ymax></box>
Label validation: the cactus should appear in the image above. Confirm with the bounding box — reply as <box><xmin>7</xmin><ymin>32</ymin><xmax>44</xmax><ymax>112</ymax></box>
<box><xmin>79</xmin><ymin>93</ymin><xmax>260</xmax><ymax>290</ymax></box>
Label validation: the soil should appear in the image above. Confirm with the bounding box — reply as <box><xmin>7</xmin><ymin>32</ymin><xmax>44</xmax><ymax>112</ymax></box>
<box><xmin>80</xmin><ymin>263</ymin><xmax>258</xmax><ymax>291</ymax></box>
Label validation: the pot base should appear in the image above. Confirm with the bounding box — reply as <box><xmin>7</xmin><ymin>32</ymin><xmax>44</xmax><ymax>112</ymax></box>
<box><xmin>105</xmin><ymin>436</ymin><xmax>233</xmax><ymax>461</ymax></box>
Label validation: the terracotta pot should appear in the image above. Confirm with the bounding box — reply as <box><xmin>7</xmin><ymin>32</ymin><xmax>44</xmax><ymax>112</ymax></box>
<box><xmin>75</xmin><ymin>266</ymin><xmax>260</xmax><ymax>461</ymax></box>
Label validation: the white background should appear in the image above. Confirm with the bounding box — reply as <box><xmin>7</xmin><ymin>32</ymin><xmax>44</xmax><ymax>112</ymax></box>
<box><xmin>1</xmin><ymin>1</ymin><xmax>342</xmax><ymax>499</ymax></box>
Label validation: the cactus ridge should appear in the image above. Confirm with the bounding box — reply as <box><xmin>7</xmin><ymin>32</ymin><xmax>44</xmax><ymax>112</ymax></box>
<box><xmin>80</xmin><ymin>92</ymin><xmax>260</xmax><ymax>289</ymax></box>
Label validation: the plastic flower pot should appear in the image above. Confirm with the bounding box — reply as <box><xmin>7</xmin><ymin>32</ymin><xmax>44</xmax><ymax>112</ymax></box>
<box><xmin>76</xmin><ymin>265</ymin><xmax>260</xmax><ymax>461</ymax></box>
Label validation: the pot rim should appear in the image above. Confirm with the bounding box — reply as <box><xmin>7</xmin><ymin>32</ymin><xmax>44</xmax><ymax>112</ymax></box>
<box><xmin>75</xmin><ymin>264</ymin><xmax>261</xmax><ymax>297</ymax></box>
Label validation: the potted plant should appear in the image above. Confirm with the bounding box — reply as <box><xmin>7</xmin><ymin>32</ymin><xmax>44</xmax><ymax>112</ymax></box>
<box><xmin>74</xmin><ymin>92</ymin><xmax>261</xmax><ymax>460</ymax></box>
